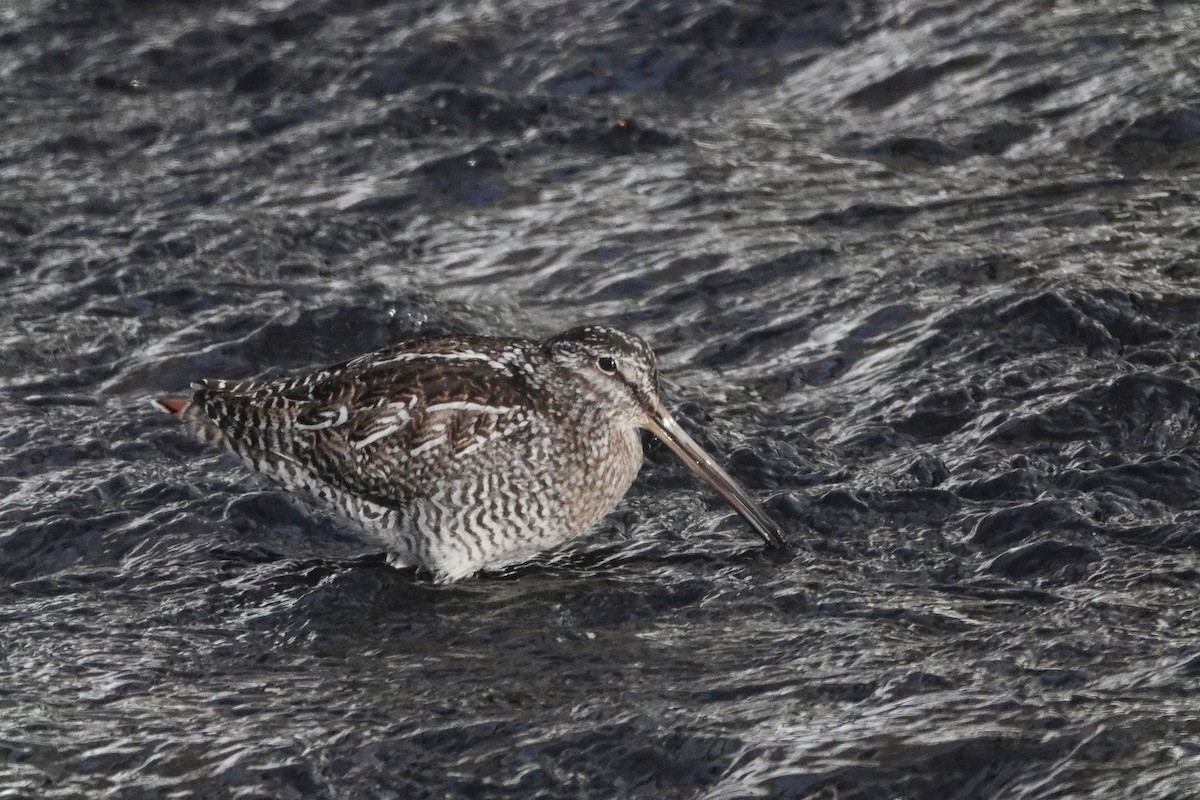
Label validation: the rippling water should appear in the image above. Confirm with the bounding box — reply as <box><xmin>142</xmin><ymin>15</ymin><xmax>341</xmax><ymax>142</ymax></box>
<box><xmin>3</xmin><ymin>1</ymin><xmax>1200</xmax><ymax>797</ymax></box>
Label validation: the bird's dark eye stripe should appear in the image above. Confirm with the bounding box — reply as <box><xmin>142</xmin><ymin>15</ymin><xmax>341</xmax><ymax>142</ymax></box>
<box><xmin>597</xmin><ymin>356</ymin><xmax>618</xmax><ymax>374</ymax></box>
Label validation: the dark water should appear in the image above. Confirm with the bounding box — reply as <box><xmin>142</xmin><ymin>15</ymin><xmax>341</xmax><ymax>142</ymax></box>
<box><xmin>3</xmin><ymin>0</ymin><xmax>1200</xmax><ymax>797</ymax></box>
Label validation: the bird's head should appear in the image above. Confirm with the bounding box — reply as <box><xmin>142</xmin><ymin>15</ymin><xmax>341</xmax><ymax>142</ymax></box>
<box><xmin>546</xmin><ymin>325</ymin><xmax>660</xmax><ymax>426</ymax></box>
<box><xmin>545</xmin><ymin>325</ymin><xmax>785</xmax><ymax>549</ymax></box>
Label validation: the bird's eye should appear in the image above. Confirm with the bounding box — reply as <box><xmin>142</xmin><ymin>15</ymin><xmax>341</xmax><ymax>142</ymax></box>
<box><xmin>596</xmin><ymin>356</ymin><xmax>618</xmax><ymax>374</ymax></box>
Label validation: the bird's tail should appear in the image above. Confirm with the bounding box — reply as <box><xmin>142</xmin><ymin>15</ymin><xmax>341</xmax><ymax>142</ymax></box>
<box><xmin>152</xmin><ymin>393</ymin><xmax>228</xmax><ymax>448</ymax></box>
<box><xmin>153</xmin><ymin>396</ymin><xmax>191</xmax><ymax>417</ymax></box>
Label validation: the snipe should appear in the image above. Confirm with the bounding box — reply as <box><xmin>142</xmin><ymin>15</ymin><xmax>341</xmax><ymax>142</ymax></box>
<box><xmin>156</xmin><ymin>326</ymin><xmax>784</xmax><ymax>582</ymax></box>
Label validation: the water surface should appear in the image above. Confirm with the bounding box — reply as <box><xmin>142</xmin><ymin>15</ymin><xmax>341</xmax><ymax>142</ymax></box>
<box><xmin>2</xmin><ymin>1</ymin><xmax>1199</xmax><ymax>797</ymax></box>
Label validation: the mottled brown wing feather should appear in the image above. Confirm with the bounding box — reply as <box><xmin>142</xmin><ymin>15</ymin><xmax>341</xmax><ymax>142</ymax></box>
<box><xmin>281</xmin><ymin>356</ymin><xmax>545</xmax><ymax>509</ymax></box>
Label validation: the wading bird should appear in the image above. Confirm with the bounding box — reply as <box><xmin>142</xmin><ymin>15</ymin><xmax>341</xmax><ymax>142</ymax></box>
<box><xmin>157</xmin><ymin>326</ymin><xmax>784</xmax><ymax>582</ymax></box>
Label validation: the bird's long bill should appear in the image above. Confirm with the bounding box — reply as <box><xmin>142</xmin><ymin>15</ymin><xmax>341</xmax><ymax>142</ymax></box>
<box><xmin>645</xmin><ymin>400</ymin><xmax>785</xmax><ymax>549</ymax></box>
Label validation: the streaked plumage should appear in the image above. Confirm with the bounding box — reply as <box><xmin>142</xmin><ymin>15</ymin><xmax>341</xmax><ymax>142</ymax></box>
<box><xmin>157</xmin><ymin>325</ymin><xmax>784</xmax><ymax>582</ymax></box>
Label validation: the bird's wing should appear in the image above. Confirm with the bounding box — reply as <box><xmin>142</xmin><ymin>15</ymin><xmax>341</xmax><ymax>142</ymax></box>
<box><xmin>202</xmin><ymin>355</ymin><xmax>552</xmax><ymax>510</ymax></box>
